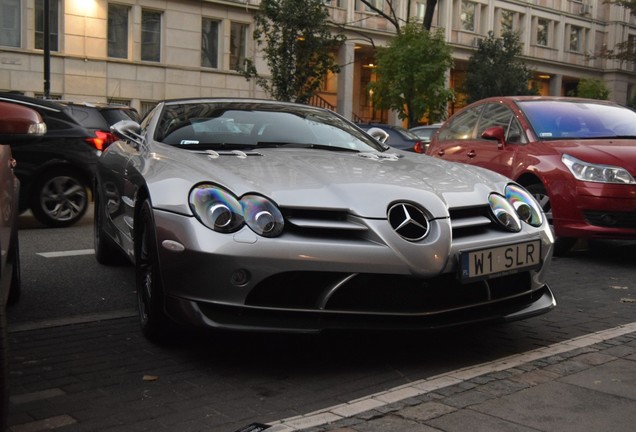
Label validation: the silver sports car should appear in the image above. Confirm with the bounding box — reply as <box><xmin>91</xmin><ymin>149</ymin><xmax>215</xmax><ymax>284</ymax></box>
<box><xmin>95</xmin><ymin>98</ymin><xmax>555</xmax><ymax>341</ymax></box>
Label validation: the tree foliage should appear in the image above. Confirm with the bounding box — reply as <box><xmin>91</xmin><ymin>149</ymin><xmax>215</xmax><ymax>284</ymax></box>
<box><xmin>573</xmin><ymin>78</ymin><xmax>611</xmax><ymax>100</ymax></box>
<box><xmin>242</xmin><ymin>0</ymin><xmax>344</xmax><ymax>103</ymax></box>
<box><xmin>369</xmin><ymin>23</ymin><xmax>454</xmax><ymax>127</ymax></box>
<box><xmin>462</xmin><ymin>31</ymin><xmax>537</xmax><ymax>103</ymax></box>
<box><xmin>356</xmin><ymin>0</ymin><xmax>439</xmax><ymax>32</ymax></box>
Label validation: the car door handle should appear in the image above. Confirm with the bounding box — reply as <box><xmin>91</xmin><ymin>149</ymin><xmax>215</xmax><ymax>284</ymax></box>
<box><xmin>467</xmin><ymin>150</ymin><xmax>476</xmax><ymax>158</ymax></box>
<box><xmin>436</xmin><ymin>150</ymin><xmax>445</xmax><ymax>157</ymax></box>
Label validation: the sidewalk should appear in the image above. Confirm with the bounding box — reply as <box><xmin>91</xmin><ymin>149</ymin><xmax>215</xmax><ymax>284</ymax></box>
<box><xmin>266</xmin><ymin>323</ymin><xmax>636</xmax><ymax>432</ymax></box>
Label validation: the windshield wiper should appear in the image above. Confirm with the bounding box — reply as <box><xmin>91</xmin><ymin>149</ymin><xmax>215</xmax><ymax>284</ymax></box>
<box><xmin>256</xmin><ymin>142</ymin><xmax>359</xmax><ymax>152</ymax></box>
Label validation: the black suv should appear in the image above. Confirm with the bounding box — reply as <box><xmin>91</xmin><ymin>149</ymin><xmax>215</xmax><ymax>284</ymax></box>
<box><xmin>0</xmin><ymin>93</ymin><xmax>139</xmax><ymax>227</ymax></box>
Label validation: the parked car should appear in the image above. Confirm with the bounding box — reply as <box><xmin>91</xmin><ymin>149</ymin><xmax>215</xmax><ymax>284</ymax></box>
<box><xmin>0</xmin><ymin>93</ymin><xmax>116</xmax><ymax>227</ymax></box>
<box><xmin>356</xmin><ymin>123</ymin><xmax>425</xmax><ymax>152</ymax></box>
<box><xmin>410</xmin><ymin>123</ymin><xmax>442</xmax><ymax>149</ymax></box>
<box><xmin>95</xmin><ymin>98</ymin><xmax>555</xmax><ymax>342</ymax></box>
<box><xmin>59</xmin><ymin>101</ymin><xmax>141</xmax><ymax>151</ymax></box>
<box><xmin>0</xmin><ymin>100</ymin><xmax>46</xmax><ymax>430</ymax></box>
<box><xmin>427</xmin><ymin>96</ymin><xmax>636</xmax><ymax>255</ymax></box>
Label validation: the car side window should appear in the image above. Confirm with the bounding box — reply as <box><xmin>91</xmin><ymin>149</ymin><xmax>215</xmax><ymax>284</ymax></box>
<box><xmin>437</xmin><ymin>106</ymin><xmax>482</xmax><ymax>141</ymax></box>
<box><xmin>478</xmin><ymin>103</ymin><xmax>527</xmax><ymax>144</ymax></box>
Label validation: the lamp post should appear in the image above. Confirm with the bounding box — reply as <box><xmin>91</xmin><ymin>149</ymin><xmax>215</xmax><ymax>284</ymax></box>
<box><xmin>43</xmin><ymin>0</ymin><xmax>50</xmax><ymax>98</ymax></box>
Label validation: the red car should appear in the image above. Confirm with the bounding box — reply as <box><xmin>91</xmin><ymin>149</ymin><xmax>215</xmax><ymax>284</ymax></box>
<box><xmin>426</xmin><ymin>96</ymin><xmax>636</xmax><ymax>254</ymax></box>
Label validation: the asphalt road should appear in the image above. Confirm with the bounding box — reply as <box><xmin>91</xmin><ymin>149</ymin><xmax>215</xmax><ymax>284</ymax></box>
<box><xmin>6</xmin><ymin>208</ymin><xmax>636</xmax><ymax>431</ymax></box>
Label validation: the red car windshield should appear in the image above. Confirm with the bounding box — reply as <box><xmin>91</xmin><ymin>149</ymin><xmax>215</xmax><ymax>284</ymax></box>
<box><xmin>518</xmin><ymin>100</ymin><xmax>636</xmax><ymax>140</ymax></box>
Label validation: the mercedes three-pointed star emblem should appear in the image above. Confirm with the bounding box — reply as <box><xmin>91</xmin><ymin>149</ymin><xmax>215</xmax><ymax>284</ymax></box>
<box><xmin>387</xmin><ymin>202</ymin><xmax>430</xmax><ymax>241</ymax></box>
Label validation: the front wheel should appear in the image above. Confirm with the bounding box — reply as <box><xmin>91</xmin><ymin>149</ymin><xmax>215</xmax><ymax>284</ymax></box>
<box><xmin>30</xmin><ymin>169</ymin><xmax>89</xmax><ymax>228</ymax></box>
<box><xmin>525</xmin><ymin>183</ymin><xmax>576</xmax><ymax>256</ymax></box>
<box><xmin>135</xmin><ymin>199</ymin><xmax>173</xmax><ymax>342</ymax></box>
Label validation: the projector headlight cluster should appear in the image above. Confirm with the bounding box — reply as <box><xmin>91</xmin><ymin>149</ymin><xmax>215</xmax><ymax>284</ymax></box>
<box><xmin>489</xmin><ymin>184</ymin><xmax>544</xmax><ymax>232</ymax></box>
<box><xmin>189</xmin><ymin>184</ymin><xmax>284</xmax><ymax>237</ymax></box>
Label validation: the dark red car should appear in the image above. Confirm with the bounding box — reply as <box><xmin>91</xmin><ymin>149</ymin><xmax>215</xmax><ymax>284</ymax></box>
<box><xmin>427</xmin><ymin>96</ymin><xmax>636</xmax><ymax>254</ymax></box>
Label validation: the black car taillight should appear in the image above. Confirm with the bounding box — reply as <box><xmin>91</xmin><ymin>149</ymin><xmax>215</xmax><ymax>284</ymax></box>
<box><xmin>87</xmin><ymin>130</ymin><xmax>116</xmax><ymax>151</ymax></box>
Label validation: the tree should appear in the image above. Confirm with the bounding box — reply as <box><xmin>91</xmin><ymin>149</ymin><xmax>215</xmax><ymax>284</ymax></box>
<box><xmin>356</xmin><ymin>0</ymin><xmax>439</xmax><ymax>32</ymax></box>
<box><xmin>573</xmin><ymin>78</ymin><xmax>611</xmax><ymax>100</ymax></box>
<box><xmin>462</xmin><ymin>31</ymin><xmax>537</xmax><ymax>104</ymax></box>
<box><xmin>369</xmin><ymin>23</ymin><xmax>454</xmax><ymax>127</ymax></box>
<box><xmin>242</xmin><ymin>0</ymin><xmax>344</xmax><ymax>103</ymax></box>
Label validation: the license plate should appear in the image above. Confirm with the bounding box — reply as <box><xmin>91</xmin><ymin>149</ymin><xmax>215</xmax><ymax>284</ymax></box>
<box><xmin>460</xmin><ymin>240</ymin><xmax>542</xmax><ymax>282</ymax></box>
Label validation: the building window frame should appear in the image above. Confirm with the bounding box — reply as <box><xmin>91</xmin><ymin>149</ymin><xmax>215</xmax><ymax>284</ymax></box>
<box><xmin>569</xmin><ymin>25</ymin><xmax>583</xmax><ymax>53</ymax></box>
<box><xmin>141</xmin><ymin>9</ymin><xmax>162</xmax><ymax>62</ymax></box>
<box><xmin>460</xmin><ymin>0</ymin><xmax>476</xmax><ymax>32</ymax></box>
<box><xmin>108</xmin><ymin>3</ymin><xmax>130</xmax><ymax>59</ymax></box>
<box><xmin>35</xmin><ymin>0</ymin><xmax>59</xmax><ymax>51</ymax></box>
<box><xmin>536</xmin><ymin>17</ymin><xmax>551</xmax><ymax>47</ymax></box>
<box><xmin>229</xmin><ymin>21</ymin><xmax>248</xmax><ymax>72</ymax></box>
<box><xmin>0</xmin><ymin>0</ymin><xmax>21</xmax><ymax>48</ymax></box>
<box><xmin>201</xmin><ymin>17</ymin><xmax>220</xmax><ymax>69</ymax></box>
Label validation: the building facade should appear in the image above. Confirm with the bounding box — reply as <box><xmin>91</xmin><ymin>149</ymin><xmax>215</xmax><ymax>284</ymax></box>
<box><xmin>1</xmin><ymin>0</ymin><xmax>635</xmax><ymax>123</ymax></box>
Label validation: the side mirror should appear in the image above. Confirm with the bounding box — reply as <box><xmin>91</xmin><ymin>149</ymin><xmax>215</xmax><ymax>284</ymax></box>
<box><xmin>481</xmin><ymin>126</ymin><xmax>506</xmax><ymax>148</ymax></box>
<box><xmin>0</xmin><ymin>101</ymin><xmax>47</xmax><ymax>143</ymax></box>
<box><xmin>111</xmin><ymin>119</ymin><xmax>142</xmax><ymax>146</ymax></box>
<box><xmin>366</xmin><ymin>127</ymin><xmax>390</xmax><ymax>144</ymax></box>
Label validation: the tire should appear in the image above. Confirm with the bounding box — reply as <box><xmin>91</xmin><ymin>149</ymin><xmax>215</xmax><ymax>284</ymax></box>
<box><xmin>135</xmin><ymin>199</ymin><xmax>173</xmax><ymax>342</ymax></box>
<box><xmin>30</xmin><ymin>168</ymin><xmax>89</xmax><ymax>228</ymax></box>
<box><xmin>94</xmin><ymin>190</ymin><xmax>126</xmax><ymax>265</ymax></box>
<box><xmin>526</xmin><ymin>183</ymin><xmax>576</xmax><ymax>256</ymax></box>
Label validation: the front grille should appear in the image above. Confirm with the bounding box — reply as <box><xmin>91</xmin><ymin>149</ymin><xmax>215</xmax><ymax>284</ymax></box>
<box><xmin>584</xmin><ymin>210</ymin><xmax>636</xmax><ymax>229</ymax></box>
<box><xmin>245</xmin><ymin>271</ymin><xmax>532</xmax><ymax>314</ymax></box>
<box><xmin>449</xmin><ymin>205</ymin><xmax>496</xmax><ymax>239</ymax></box>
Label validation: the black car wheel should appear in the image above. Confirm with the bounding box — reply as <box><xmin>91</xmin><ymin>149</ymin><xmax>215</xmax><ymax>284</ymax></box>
<box><xmin>31</xmin><ymin>169</ymin><xmax>89</xmax><ymax>228</ymax></box>
<box><xmin>526</xmin><ymin>183</ymin><xmax>577</xmax><ymax>256</ymax></box>
<box><xmin>94</xmin><ymin>189</ymin><xmax>126</xmax><ymax>265</ymax></box>
<box><xmin>135</xmin><ymin>199</ymin><xmax>172</xmax><ymax>342</ymax></box>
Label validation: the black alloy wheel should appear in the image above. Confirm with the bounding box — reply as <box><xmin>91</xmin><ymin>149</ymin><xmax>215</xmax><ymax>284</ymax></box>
<box><xmin>31</xmin><ymin>169</ymin><xmax>89</xmax><ymax>227</ymax></box>
<box><xmin>135</xmin><ymin>199</ymin><xmax>172</xmax><ymax>342</ymax></box>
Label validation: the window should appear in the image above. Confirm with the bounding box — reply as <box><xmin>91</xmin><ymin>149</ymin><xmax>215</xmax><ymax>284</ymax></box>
<box><xmin>0</xmin><ymin>0</ymin><xmax>20</xmax><ymax>47</ymax></box>
<box><xmin>108</xmin><ymin>4</ymin><xmax>129</xmax><ymax>59</ymax></box>
<box><xmin>357</xmin><ymin>0</ymin><xmax>383</xmax><ymax>12</ymax></box>
<box><xmin>416</xmin><ymin>2</ymin><xmax>426</xmax><ymax>21</ymax></box>
<box><xmin>201</xmin><ymin>18</ymin><xmax>220</xmax><ymax>68</ymax></box>
<box><xmin>230</xmin><ymin>22</ymin><xmax>248</xmax><ymax>71</ymax></box>
<box><xmin>569</xmin><ymin>26</ymin><xmax>582</xmax><ymax>52</ymax></box>
<box><xmin>35</xmin><ymin>0</ymin><xmax>59</xmax><ymax>51</ymax></box>
<box><xmin>438</xmin><ymin>106</ymin><xmax>483</xmax><ymax>141</ymax></box>
<box><xmin>501</xmin><ymin>10</ymin><xmax>513</xmax><ymax>34</ymax></box>
<box><xmin>141</xmin><ymin>9</ymin><xmax>162</xmax><ymax>62</ymax></box>
<box><xmin>477</xmin><ymin>104</ymin><xmax>527</xmax><ymax>144</ymax></box>
<box><xmin>461</xmin><ymin>1</ymin><xmax>476</xmax><ymax>32</ymax></box>
<box><xmin>536</xmin><ymin>18</ymin><xmax>549</xmax><ymax>47</ymax></box>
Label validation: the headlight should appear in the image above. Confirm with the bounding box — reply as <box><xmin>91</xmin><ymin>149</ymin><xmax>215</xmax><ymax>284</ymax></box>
<box><xmin>489</xmin><ymin>184</ymin><xmax>544</xmax><ymax>232</ymax></box>
<box><xmin>505</xmin><ymin>184</ymin><xmax>543</xmax><ymax>227</ymax></box>
<box><xmin>489</xmin><ymin>194</ymin><xmax>522</xmax><ymax>232</ymax></box>
<box><xmin>189</xmin><ymin>185</ymin><xmax>244</xmax><ymax>232</ymax></box>
<box><xmin>562</xmin><ymin>154</ymin><xmax>636</xmax><ymax>184</ymax></box>
<box><xmin>189</xmin><ymin>184</ymin><xmax>284</xmax><ymax>237</ymax></box>
<box><xmin>242</xmin><ymin>194</ymin><xmax>284</xmax><ymax>237</ymax></box>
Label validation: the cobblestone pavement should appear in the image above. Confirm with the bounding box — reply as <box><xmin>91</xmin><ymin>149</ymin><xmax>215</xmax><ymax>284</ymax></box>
<box><xmin>6</xmin><ymin>240</ymin><xmax>636</xmax><ymax>432</ymax></box>
<box><xmin>269</xmin><ymin>324</ymin><xmax>636</xmax><ymax>432</ymax></box>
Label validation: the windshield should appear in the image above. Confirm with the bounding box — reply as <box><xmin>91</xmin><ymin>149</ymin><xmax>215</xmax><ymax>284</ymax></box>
<box><xmin>519</xmin><ymin>100</ymin><xmax>636</xmax><ymax>140</ymax></box>
<box><xmin>154</xmin><ymin>102</ymin><xmax>387</xmax><ymax>152</ymax></box>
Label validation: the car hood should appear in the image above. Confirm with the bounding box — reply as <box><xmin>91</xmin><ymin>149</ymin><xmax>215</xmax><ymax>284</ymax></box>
<box><xmin>550</xmin><ymin>139</ymin><xmax>636</xmax><ymax>174</ymax></box>
<box><xmin>145</xmin><ymin>146</ymin><xmax>510</xmax><ymax>218</ymax></box>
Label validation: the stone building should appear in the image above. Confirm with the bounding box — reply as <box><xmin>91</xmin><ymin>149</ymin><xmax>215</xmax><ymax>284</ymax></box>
<box><xmin>1</xmin><ymin>0</ymin><xmax>635</xmax><ymax>123</ymax></box>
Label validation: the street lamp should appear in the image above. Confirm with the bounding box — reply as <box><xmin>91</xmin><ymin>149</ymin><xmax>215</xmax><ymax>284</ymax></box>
<box><xmin>43</xmin><ymin>0</ymin><xmax>50</xmax><ymax>98</ymax></box>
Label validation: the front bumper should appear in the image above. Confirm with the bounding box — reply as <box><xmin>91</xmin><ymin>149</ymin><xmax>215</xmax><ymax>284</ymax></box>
<box><xmin>153</xmin><ymin>208</ymin><xmax>555</xmax><ymax>332</ymax></box>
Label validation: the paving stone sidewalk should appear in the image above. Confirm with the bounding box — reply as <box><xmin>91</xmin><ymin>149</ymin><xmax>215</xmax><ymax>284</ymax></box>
<box><xmin>267</xmin><ymin>323</ymin><xmax>636</xmax><ymax>432</ymax></box>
